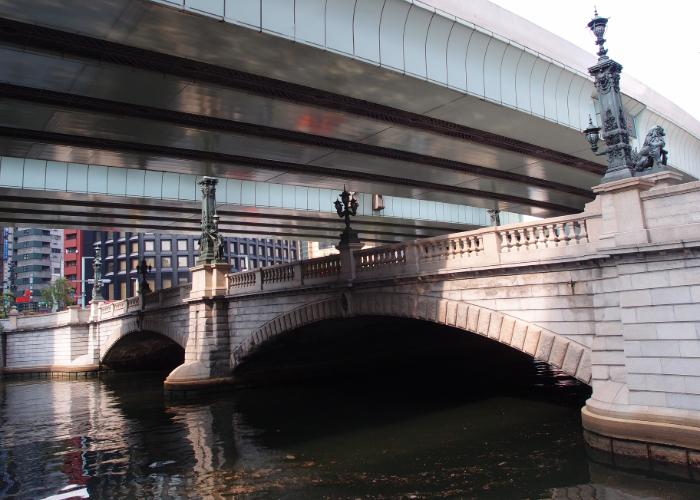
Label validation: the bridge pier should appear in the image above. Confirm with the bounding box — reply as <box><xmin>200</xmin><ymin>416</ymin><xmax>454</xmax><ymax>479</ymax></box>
<box><xmin>164</xmin><ymin>263</ymin><xmax>233</xmax><ymax>396</ymax></box>
<box><xmin>581</xmin><ymin>171</ymin><xmax>700</xmax><ymax>472</ymax></box>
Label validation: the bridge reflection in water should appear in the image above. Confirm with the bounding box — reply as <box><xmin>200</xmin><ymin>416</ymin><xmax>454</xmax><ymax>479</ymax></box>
<box><xmin>1</xmin><ymin>319</ymin><xmax>699</xmax><ymax>498</ymax></box>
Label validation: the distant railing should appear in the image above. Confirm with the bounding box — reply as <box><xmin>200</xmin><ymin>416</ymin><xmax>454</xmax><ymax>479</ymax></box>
<box><xmin>417</xmin><ymin>233</ymin><xmax>483</xmax><ymax>261</ymax></box>
<box><xmin>261</xmin><ymin>263</ymin><xmax>295</xmax><ymax>284</ymax></box>
<box><xmin>499</xmin><ymin>218</ymin><xmax>588</xmax><ymax>253</ymax></box>
<box><xmin>302</xmin><ymin>255</ymin><xmax>341</xmax><ymax>280</ymax></box>
<box><xmin>356</xmin><ymin>244</ymin><xmax>406</xmax><ymax>271</ymax></box>
<box><xmin>94</xmin><ymin>284</ymin><xmax>192</xmax><ymax>321</ymax></box>
<box><xmin>229</xmin><ymin>270</ymin><xmax>257</xmax><ymax>289</ymax></box>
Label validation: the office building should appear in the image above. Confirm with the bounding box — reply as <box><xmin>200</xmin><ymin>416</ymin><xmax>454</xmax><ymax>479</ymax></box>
<box><xmin>95</xmin><ymin>232</ymin><xmax>300</xmax><ymax>300</ymax></box>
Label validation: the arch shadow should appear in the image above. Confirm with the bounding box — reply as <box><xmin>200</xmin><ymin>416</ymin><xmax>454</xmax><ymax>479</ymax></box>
<box><xmin>102</xmin><ymin>330</ymin><xmax>184</xmax><ymax>372</ymax></box>
<box><xmin>232</xmin><ymin>292</ymin><xmax>592</xmax><ymax>385</ymax></box>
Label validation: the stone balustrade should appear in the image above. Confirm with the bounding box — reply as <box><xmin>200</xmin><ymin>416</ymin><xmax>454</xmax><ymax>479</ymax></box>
<box><xmin>223</xmin><ymin>212</ymin><xmax>598</xmax><ymax>296</ymax></box>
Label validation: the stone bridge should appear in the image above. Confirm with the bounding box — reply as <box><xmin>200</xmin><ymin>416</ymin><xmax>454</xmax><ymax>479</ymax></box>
<box><xmin>2</xmin><ymin>171</ymin><xmax>699</xmax><ymax>467</ymax></box>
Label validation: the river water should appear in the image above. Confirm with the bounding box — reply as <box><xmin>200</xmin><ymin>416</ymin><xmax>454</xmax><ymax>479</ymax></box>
<box><xmin>1</xmin><ymin>369</ymin><xmax>699</xmax><ymax>499</ymax></box>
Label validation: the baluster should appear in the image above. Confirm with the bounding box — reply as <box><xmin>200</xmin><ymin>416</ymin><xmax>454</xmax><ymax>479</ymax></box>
<box><xmin>536</xmin><ymin>226</ymin><xmax>547</xmax><ymax>249</ymax></box>
<box><xmin>544</xmin><ymin>224</ymin><xmax>556</xmax><ymax>248</ymax></box>
<box><xmin>577</xmin><ymin>220</ymin><xmax>588</xmax><ymax>243</ymax></box>
<box><xmin>555</xmin><ymin>223</ymin><xmax>568</xmax><ymax>247</ymax></box>
<box><xmin>525</xmin><ymin>226</ymin><xmax>537</xmax><ymax>250</ymax></box>
<box><xmin>515</xmin><ymin>229</ymin><xmax>525</xmax><ymax>251</ymax></box>
<box><xmin>500</xmin><ymin>231</ymin><xmax>510</xmax><ymax>253</ymax></box>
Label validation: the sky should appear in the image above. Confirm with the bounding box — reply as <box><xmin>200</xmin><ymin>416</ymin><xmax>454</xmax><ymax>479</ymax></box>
<box><xmin>488</xmin><ymin>0</ymin><xmax>700</xmax><ymax>121</ymax></box>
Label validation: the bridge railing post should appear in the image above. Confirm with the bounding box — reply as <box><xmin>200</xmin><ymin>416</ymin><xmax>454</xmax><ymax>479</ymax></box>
<box><xmin>293</xmin><ymin>262</ymin><xmax>303</xmax><ymax>287</ymax></box>
<box><xmin>404</xmin><ymin>242</ymin><xmax>422</xmax><ymax>275</ymax></box>
<box><xmin>480</xmin><ymin>230</ymin><xmax>502</xmax><ymax>266</ymax></box>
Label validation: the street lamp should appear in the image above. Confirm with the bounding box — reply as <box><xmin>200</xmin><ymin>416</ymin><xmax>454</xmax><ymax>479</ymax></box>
<box><xmin>91</xmin><ymin>242</ymin><xmax>104</xmax><ymax>302</ymax></box>
<box><xmin>136</xmin><ymin>258</ymin><xmax>152</xmax><ymax>296</ymax></box>
<box><xmin>583</xmin><ymin>10</ymin><xmax>668</xmax><ymax>181</ymax></box>
<box><xmin>334</xmin><ymin>187</ymin><xmax>360</xmax><ymax>246</ymax></box>
<box><xmin>583</xmin><ymin>116</ymin><xmax>602</xmax><ymax>153</ymax></box>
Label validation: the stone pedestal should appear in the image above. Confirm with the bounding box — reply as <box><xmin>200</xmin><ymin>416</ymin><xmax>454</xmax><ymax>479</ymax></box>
<box><xmin>592</xmin><ymin>176</ymin><xmax>654</xmax><ymax>249</ymax></box>
<box><xmin>7</xmin><ymin>306</ymin><xmax>18</xmax><ymax>330</ymax></box>
<box><xmin>336</xmin><ymin>240</ymin><xmax>363</xmax><ymax>283</ymax></box>
<box><xmin>164</xmin><ymin>262</ymin><xmax>233</xmax><ymax>396</ymax></box>
<box><xmin>188</xmin><ymin>263</ymin><xmax>230</xmax><ymax>300</ymax></box>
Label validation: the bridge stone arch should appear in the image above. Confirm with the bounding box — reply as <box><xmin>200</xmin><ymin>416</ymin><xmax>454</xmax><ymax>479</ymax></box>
<box><xmin>99</xmin><ymin>313</ymin><xmax>188</xmax><ymax>364</ymax></box>
<box><xmin>232</xmin><ymin>291</ymin><xmax>591</xmax><ymax>384</ymax></box>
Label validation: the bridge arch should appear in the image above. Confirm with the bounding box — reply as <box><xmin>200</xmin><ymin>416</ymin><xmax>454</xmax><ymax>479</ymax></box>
<box><xmin>100</xmin><ymin>315</ymin><xmax>187</xmax><ymax>366</ymax></box>
<box><xmin>232</xmin><ymin>292</ymin><xmax>591</xmax><ymax>384</ymax></box>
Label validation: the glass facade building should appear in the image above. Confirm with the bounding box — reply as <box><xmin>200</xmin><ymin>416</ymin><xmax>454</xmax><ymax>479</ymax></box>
<box><xmin>11</xmin><ymin>227</ymin><xmax>64</xmax><ymax>310</ymax></box>
<box><xmin>95</xmin><ymin>232</ymin><xmax>300</xmax><ymax>300</ymax></box>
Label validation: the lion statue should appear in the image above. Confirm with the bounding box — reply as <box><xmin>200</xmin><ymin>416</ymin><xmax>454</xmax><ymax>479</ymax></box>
<box><xmin>632</xmin><ymin>125</ymin><xmax>668</xmax><ymax>172</ymax></box>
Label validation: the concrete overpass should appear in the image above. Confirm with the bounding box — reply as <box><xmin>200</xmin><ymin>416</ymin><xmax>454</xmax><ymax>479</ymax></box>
<box><xmin>1</xmin><ymin>0</ymin><xmax>698</xmax><ymax>238</ymax></box>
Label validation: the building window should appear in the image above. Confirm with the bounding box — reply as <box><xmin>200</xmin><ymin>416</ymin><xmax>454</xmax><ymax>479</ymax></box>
<box><xmin>276</xmin><ymin>248</ymin><xmax>281</xmax><ymax>258</ymax></box>
<box><xmin>249</xmin><ymin>245</ymin><xmax>255</xmax><ymax>255</ymax></box>
<box><xmin>144</xmin><ymin>240</ymin><xmax>154</xmax><ymax>252</ymax></box>
<box><xmin>291</xmin><ymin>250</ymin><xmax>297</xmax><ymax>260</ymax></box>
<box><xmin>118</xmin><ymin>243</ymin><xmax>126</xmax><ymax>255</ymax></box>
<box><xmin>145</xmin><ymin>257</ymin><xmax>155</xmax><ymax>268</ymax></box>
<box><xmin>161</xmin><ymin>256</ymin><xmax>172</xmax><ymax>268</ymax></box>
<box><xmin>193</xmin><ymin>239</ymin><xmax>200</xmax><ymax>251</ymax></box>
<box><xmin>230</xmin><ymin>242</ymin><xmax>237</xmax><ymax>254</ymax></box>
<box><xmin>131</xmin><ymin>258</ymin><xmax>139</xmax><ymax>270</ymax></box>
<box><xmin>240</xmin><ymin>244</ymin><xmax>247</xmax><ymax>254</ymax></box>
<box><xmin>131</xmin><ymin>242</ymin><xmax>139</xmax><ymax>254</ymax></box>
<box><xmin>240</xmin><ymin>257</ymin><xmax>247</xmax><ymax>270</ymax></box>
<box><xmin>120</xmin><ymin>282</ymin><xmax>127</xmax><ymax>300</ymax></box>
<box><xmin>162</xmin><ymin>278</ymin><xmax>172</xmax><ymax>289</ymax></box>
<box><xmin>106</xmin><ymin>262</ymin><xmax>114</xmax><ymax>274</ymax></box>
<box><xmin>161</xmin><ymin>239</ymin><xmax>171</xmax><ymax>252</ymax></box>
<box><xmin>177</xmin><ymin>256</ymin><xmax>188</xmax><ymax>268</ymax></box>
<box><xmin>108</xmin><ymin>284</ymin><xmax>115</xmax><ymax>300</ymax></box>
<box><xmin>106</xmin><ymin>246</ymin><xmax>114</xmax><ymax>257</ymax></box>
<box><xmin>177</xmin><ymin>240</ymin><xmax>188</xmax><ymax>251</ymax></box>
<box><xmin>118</xmin><ymin>260</ymin><xmax>127</xmax><ymax>272</ymax></box>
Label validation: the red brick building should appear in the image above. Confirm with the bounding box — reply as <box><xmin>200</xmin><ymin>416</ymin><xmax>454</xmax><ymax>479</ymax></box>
<box><xmin>63</xmin><ymin>230</ymin><xmax>96</xmax><ymax>306</ymax></box>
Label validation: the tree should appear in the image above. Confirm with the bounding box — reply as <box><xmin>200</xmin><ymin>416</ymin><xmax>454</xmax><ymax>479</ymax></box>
<box><xmin>41</xmin><ymin>278</ymin><xmax>76</xmax><ymax>312</ymax></box>
<box><xmin>0</xmin><ymin>291</ymin><xmax>14</xmax><ymax>319</ymax></box>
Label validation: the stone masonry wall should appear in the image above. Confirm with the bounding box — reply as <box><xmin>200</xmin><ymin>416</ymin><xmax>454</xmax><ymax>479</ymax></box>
<box><xmin>617</xmin><ymin>250</ymin><xmax>700</xmax><ymax>412</ymax></box>
<box><xmin>3</xmin><ymin>324</ymin><xmax>89</xmax><ymax>369</ymax></box>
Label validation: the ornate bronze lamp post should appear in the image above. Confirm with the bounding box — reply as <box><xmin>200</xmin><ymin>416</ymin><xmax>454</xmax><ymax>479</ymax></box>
<box><xmin>91</xmin><ymin>242</ymin><xmax>102</xmax><ymax>302</ymax></box>
<box><xmin>334</xmin><ymin>187</ymin><xmax>360</xmax><ymax>246</ymax></box>
<box><xmin>584</xmin><ymin>10</ymin><xmax>668</xmax><ymax>182</ymax></box>
<box><xmin>136</xmin><ymin>258</ymin><xmax>152</xmax><ymax>296</ymax></box>
<box><xmin>197</xmin><ymin>177</ymin><xmax>225</xmax><ymax>264</ymax></box>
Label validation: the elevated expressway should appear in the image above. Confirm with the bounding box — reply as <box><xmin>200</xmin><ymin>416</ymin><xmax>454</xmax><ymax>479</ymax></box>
<box><xmin>0</xmin><ymin>0</ymin><xmax>698</xmax><ymax>241</ymax></box>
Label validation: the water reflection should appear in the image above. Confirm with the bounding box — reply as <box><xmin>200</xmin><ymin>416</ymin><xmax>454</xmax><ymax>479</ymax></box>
<box><xmin>1</xmin><ymin>371</ymin><xmax>699</xmax><ymax>499</ymax></box>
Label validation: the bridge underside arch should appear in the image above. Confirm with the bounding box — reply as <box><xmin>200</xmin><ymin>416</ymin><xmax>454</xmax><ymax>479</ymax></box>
<box><xmin>233</xmin><ymin>292</ymin><xmax>591</xmax><ymax>385</ymax></box>
<box><xmin>101</xmin><ymin>330</ymin><xmax>185</xmax><ymax>372</ymax></box>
